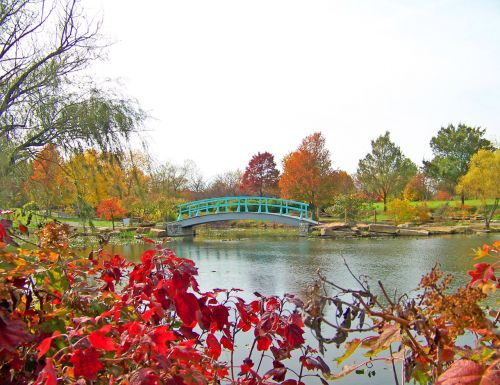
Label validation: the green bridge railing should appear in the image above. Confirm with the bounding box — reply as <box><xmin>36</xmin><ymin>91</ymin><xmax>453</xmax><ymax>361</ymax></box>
<box><xmin>177</xmin><ymin>196</ymin><xmax>312</xmax><ymax>221</ymax></box>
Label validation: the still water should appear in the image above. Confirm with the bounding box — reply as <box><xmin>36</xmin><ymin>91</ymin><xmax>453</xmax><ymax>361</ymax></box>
<box><xmin>101</xmin><ymin>233</ymin><xmax>497</xmax><ymax>385</ymax></box>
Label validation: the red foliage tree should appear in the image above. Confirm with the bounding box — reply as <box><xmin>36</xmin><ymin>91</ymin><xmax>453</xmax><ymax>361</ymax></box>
<box><xmin>241</xmin><ymin>152</ymin><xmax>280</xmax><ymax>196</ymax></box>
<box><xmin>96</xmin><ymin>197</ymin><xmax>127</xmax><ymax>229</ymax></box>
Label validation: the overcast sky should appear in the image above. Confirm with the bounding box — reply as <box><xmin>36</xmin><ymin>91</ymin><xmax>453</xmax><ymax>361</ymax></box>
<box><xmin>87</xmin><ymin>0</ymin><xmax>500</xmax><ymax>179</ymax></box>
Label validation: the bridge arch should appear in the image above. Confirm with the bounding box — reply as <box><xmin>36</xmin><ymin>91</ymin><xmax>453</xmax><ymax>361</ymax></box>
<box><xmin>166</xmin><ymin>196</ymin><xmax>318</xmax><ymax>236</ymax></box>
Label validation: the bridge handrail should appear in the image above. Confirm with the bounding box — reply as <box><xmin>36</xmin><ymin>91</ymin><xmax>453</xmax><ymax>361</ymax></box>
<box><xmin>177</xmin><ymin>196</ymin><xmax>312</xmax><ymax>221</ymax></box>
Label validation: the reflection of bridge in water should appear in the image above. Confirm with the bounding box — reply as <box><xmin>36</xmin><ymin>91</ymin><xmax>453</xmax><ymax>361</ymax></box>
<box><xmin>166</xmin><ymin>196</ymin><xmax>318</xmax><ymax>237</ymax></box>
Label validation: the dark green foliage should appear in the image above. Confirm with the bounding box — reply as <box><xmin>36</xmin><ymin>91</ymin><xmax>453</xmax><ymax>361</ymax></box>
<box><xmin>423</xmin><ymin>124</ymin><xmax>494</xmax><ymax>199</ymax></box>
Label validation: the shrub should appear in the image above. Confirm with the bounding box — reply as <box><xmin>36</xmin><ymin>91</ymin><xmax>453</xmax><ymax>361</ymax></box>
<box><xmin>415</xmin><ymin>202</ymin><xmax>432</xmax><ymax>223</ymax></box>
<box><xmin>387</xmin><ymin>198</ymin><xmax>416</xmax><ymax>225</ymax></box>
<box><xmin>434</xmin><ymin>190</ymin><xmax>452</xmax><ymax>201</ymax></box>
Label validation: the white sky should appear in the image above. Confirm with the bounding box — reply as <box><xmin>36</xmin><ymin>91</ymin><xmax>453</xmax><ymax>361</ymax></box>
<box><xmin>86</xmin><ymin>0</ymin><xmax>500</xmax><ymax>180</ymax></box>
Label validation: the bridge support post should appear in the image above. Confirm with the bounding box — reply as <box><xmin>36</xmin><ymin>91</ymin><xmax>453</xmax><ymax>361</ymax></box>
<box><xmin>166</xmin><ymin>222</ymin><xmax>195</xmax><ymax>237</ymax></box>
<box><xmin>298</xmin><ymin>222</ymin><xmax>311</xmax><ymax>237</ymax></box>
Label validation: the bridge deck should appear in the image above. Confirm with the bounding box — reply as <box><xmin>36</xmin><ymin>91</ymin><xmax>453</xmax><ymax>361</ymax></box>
<box><xmin>177</xmin><ymin>196</ymin><xmax>313</xmax><ymax>222</ymax></box>
<box><xmin>175</xmin><ymin>211</ymin><xmax>318</xmax><ymax>228</ymax></box>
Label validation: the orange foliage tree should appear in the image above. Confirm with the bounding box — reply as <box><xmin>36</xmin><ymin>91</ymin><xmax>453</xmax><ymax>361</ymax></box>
<box><xmin>25</xmin><ymin>145</ymin><xmax>75</xmax><ymax>214</ymax></box>
<box><xmin>96</xmin><ymin>198</ymin><xmax>127</xmax><ymax>229</ymax></box>
<box><xmin>279</xmin><ymin>132</ymin><xmax>335</xmax><ymax>219</ymax></box>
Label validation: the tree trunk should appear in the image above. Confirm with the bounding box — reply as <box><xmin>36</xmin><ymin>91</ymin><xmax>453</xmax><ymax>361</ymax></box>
<box><xmin>484</xmin><ymin>198</ymin><xmax>498</xmax><ymax>230</ymax></box>
<box><xmin>112</xmin><ymin>215</ymin><xmax>115</xmax><ymax>230</ymax></box>
<box><xmin>383</xmin><ymin>193</ymin><xmax>387</xmax><ymax>212</ymax></box>
<box><xmin>461</xmin><ymin>190</ymin><xmax>465</xmax><ymax>207</ymax></box>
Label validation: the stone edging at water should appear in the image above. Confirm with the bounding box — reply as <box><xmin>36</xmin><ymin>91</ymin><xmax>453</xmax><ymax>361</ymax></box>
<box><xmin>313</xmin><ymin>222</ymin><xmax>499</xmax><ymax>238</ymax></box>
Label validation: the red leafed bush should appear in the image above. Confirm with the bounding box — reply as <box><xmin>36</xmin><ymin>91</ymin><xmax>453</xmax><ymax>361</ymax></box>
<box><xmin>0</xmin><ymin>221</ymin><xmax>329</xmax><ymax>385</ymax></box>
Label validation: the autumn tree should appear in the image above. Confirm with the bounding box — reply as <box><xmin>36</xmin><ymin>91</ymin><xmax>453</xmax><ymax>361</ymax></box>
<box><xmin>331</xmin><ymin>170</ymin><xmax>356</xmax><ymax>195</ymax></box>
<box><xmin>456</xmin><ymin>149</ymin><xmax>499</xmax><ymax>228</ymax></box>
<box><xmin>279</xmin><ymin>132</ymin><xmax>334</xmax><ymax>219</ymax></box>
<box><xmin>241</xmin><ymin>152</ymin><xmax>280</xmax><ymax>196</ymax></box>
<box><xmin>423</xmin><ymin>124</ymin><xmax>494</xmax><ymax>204</ymax></box>
<box><xmin>67</xmin><ymin>150</ymin><xmax>127</xmax><ymax>213</ymax></box>
<box><xmin>25</xmin><ymin>145</ymin><xmax>75</xmax><ymax>214</ymax></box>
<box><xmin>356</xmin><ymin>131</ymin><xmax>417</xmax><ymax>211</ymax></box>
<box><xmin>403</xmin><ymin>172</ymin><xmax>434</xmax><ymax>201</ymax></box>
<box><xmin>96</xmin><ymin>198</ymin><xmax>127</xmax><ymax>229</ymax></box>
<box><xmin>206</xmin><ymin>170</ymin><xmax>243</xmax><ymax>197</ymax></box>
<box><xmin>0</xmin><ymin>0</ymin><xmax>144</xmax><ymax>164</ymax></box>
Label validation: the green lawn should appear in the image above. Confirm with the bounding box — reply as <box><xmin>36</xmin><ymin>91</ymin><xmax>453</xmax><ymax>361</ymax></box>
<box><xmin>321</xmin><ymin>199</ymin><xmax>498</xmax><ymax>223</ymax></box>
<box><xmin>371</xmin><ymin>198</ymin><xmax>496</xmax><ymax>211</ymax></box>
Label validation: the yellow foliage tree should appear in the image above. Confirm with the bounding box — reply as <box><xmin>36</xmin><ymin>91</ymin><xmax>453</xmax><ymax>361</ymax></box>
<box><xmin>67</xmin><ymin>150</ymin><xmax>127</xmax><ymax>208</ymax></box>
<box><xmin>457</xmin><ymin>149</ymin><xmax>500</xmax><ymax>228</ymax></box>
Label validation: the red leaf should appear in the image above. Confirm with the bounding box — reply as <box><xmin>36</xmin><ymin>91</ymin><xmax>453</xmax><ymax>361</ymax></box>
<box><xmin>264</xmin><ymin>366</ymin><xmax>287</xmax><ymax>382</ymax></box>
<box><xmin>468</xmin><ymin>263</ymin><xmax>496</xmax><ymax>287</ymax></box>
<box><xmin>210</xmin><ymin>305</ymin><xmax>229</xmax><ymax>331</ymax></box>
<box><xmin>174</xmin><ymin>292</ymin><xmax>200</xmax><ymax>327</ymax></box>
<box><xmin>264</xmin><ymin>361</ymin><xmax>287</xmax><ymax>382</ymax></box>
<box><xmin>265</xmin><ymin>297</ymin><xmax>280</xmax><ymax>311</ymax></box>
<box><xmin>130</xmin><ymin>368</ymin><xmax>161</xmax><ymax>385</ymax></box>
<box><xmin>206</xmin><ymin>333</ymin><xmax>221</xmax><ymax>359</ymax></box>
<box><xmin>300</xmin><ymin>355</ymin><xmax>330</xmax><ymax>373</ymax></box>
<box><xmin>142</xmin><ymin>237</ymin><xmax>155</xmax><ymax>244</ymax></box>
<box><xmin>70</xmin><ymin>347</ymin><xmax>103</xmax><ymax>380</ymax></box>
<box><xmin>37</xmin><ymin>331</ymin><xmax>61</xmax><ymax>359</ymax></box>
<box><xmin>141</xmin><ymin>249</ymin><xmax>156</xmax><ymax>264</ymax></box>
<box><xmin>89</xmin><ymin>325</ymin><xmax>116</xmax><ymax>351</ymax></box>
<box><xmin>150</xmin><ymin>326</ymin><xmax>177</xmax><ymax>355</ymax></box>
<box><xmin>257</xmin><ymin>335</ymin><xmax>272</xmax><ymax>351</ymax></box>
<box><xmin>283</xmin><ymin>323</ymin><xmax>304</xmax><ymax>348</ymax></box>
<box><xmin>0</xmin><ymin>313</ymin><xmax>31</xmax><ymax>352</ymax></box>
<box><xmin>220</xmin><ymin>335</ymin><xmax>233</xmax><ymax>350</ymax></box>
<box><xmin>436</xmin><ymin>359</ymin><xmax>500</xmax><ymax>385</ymax></box>
<box><xmin>34</xmin><ymin>358</ymin><xmax>57</xmax><ymax>385</ymax></box>
<box><xmin>288</xmin><ymin>313</ymin><xmax>304</xmax><ymax>328</ymax></box>
<box><xmin>240</xmin><ymin>358</ymin><xmax>254</xmax><ymax>374</ymax></box>
<box><xmin>18</xmin><ymin>224</ymin><xmax>28</xmax><ymax>234</ymax></box>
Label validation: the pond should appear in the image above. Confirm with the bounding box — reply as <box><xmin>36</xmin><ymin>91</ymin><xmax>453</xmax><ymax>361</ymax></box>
<box><xmin>97</xmin><ymin>233</ymin><xmax>497</xmax><ymax>385</ymax></box>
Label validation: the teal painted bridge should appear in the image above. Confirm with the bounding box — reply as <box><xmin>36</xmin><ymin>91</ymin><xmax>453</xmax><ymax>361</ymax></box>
<box><xmin>166</xmin><ymin>196</ymin><xmax>318</xmax><ymax>236</ymax></box>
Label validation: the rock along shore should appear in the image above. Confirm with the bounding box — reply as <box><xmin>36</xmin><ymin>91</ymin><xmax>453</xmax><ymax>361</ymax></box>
<box><xmin>313</xmin><ymin>222</ymin><xmax>499</xmax><ymax>238</ymax></box>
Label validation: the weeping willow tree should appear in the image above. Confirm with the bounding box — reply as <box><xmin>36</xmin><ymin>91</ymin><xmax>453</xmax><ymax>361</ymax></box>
<box><xmin>0</xmin><ymin>0</ymin><xmax>145</xmax><ymax>166</ymax></box>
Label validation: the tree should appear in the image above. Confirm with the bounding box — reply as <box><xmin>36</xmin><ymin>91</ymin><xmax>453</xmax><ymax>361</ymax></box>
<box><xmin>206</xmin><ymin>170</ymin><xmax>243</xmax><ymax>197</ymax></box>
<box><xmin>324</xmin><ymin>194</ymin><xmax>371</xmax><ymax>223</ymax></box>
<box><xmin>66</xmin><ymin>149</ymin><xmax>127</xmax><ymax>213</ymax></box>
<box><xmin>0</xmin><ymin>0</ymin><xmax>144</xmax><ymax>164</ymax></box>
<box><xmin>423</xmin><ymin>124</ymin><xmax>494</xmax><ymax>205</ymax></box>
<box><xmin>356</xmin><ymin>131</ymin><xmax>417</xmax><ymax>211</ymax></box>
<box><xmin>241</xmin><ymin>152</ymin><xmax>280</xmax><ymax>196</ymax></box>
<box><xmin>279</xmin><ymin>132</ymin><xmax>334</xmax><ymax>219</ymax></box>
<box><xmin>24</xmin><ymin>144</ymin><xmax>75</xmax><ymax>214</ymax></box>
<box><xmin>331</xmin><ymin>170</ymin><xmax>355</xmax><ymax>196</ymax></box>
<box><xmin>456</xmin><ymin>149</ymin><xmax>499</xmax><ymax>229</ymax></box>
<box><xmin>96</xmin><ymin>197</ymin><xmax>127</xmax><ymax>229</ymax></box>
<box><xmin>403</xmin><ymin>172</ymin><xmax>434</xmax><ymax>201</ymax></box>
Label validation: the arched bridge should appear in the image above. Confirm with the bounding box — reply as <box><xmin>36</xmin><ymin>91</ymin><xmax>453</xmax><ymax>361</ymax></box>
<box><xmin>166</xmin><ymin>196</ymin><xmax>318</xmax><ymax>236</ymax></box>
